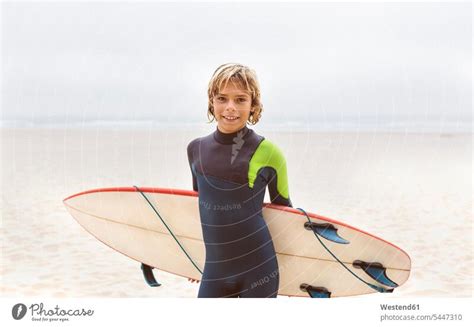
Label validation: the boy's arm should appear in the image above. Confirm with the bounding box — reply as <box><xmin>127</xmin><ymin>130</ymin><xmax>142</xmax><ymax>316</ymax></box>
<box><xmin>187</xmin><ymin>141</ymin><xmax>198</xmax><ymax>192</ymax></box>
<box><xmin>250</xmin><ymin>139</ymin><xmax>292</xmax><ymax>207</ymax></box>
<box><xmin>267</xmin><ymin>163</ymin><xmax>292</xmax><ymax>207</ymax></box>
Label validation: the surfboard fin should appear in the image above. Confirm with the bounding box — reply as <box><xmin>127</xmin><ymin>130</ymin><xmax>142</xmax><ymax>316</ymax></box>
<box><xmin>353</xmin><ymin>260</ymin><xmax>398</xmax><ymax>288</ymax></box>
<box><xmin>141</xmin><ymin>263</ymin><xmax>161</xmax><ymax>287</ymax></box>
<box><xmin>300</xmin><ymin>283</ymin><xmax>331</xmax><ymax>298</ymax></box>
<box><xmin>304</xmin><ymin>222</ymin><xmax>350</xmax><ymax>244</ymax></box>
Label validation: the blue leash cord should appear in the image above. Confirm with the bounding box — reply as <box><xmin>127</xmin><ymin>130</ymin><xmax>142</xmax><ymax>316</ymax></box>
<box><xmin>134</xmin><ymin>185</ymin><xmax>203</xmax><ymax>275</ymax></box>
<box><xmin>296</xmin><ymin>207</ymin><xmax>391</xmax><ymax>293</ymax></box>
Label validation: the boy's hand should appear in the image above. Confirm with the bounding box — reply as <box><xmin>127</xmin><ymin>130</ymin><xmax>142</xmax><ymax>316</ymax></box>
<box><xmin>188</xmin><ymin>278</ymin><xmax>200</xmax><ymax>283</ymax></box>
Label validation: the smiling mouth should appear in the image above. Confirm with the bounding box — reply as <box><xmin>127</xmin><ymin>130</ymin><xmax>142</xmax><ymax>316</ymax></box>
<box><xmin>222</xmin><ymin>116</ymin><xmax>239</xmax><ymax>121</ymax></box>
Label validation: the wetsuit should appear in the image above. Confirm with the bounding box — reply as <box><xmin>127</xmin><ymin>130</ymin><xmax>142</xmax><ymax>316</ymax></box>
<box><xmin>187</xmin><ymin>125</ymin><xmax>292</xmax><ymax>298</ymax></box>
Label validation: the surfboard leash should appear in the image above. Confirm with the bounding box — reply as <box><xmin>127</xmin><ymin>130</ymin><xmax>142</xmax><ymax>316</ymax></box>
<box><xmin>296</xmin><ymin>207</ymin><xmax>392</xmax><ymax>294</ymax></box>
<box><xmin>133</xmin><ymin>185</ymin><xmax>203</xmax><ymax>275</ymax></box>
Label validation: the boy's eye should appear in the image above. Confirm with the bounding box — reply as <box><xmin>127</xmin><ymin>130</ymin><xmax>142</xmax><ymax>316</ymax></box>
<box><xmin>215</xmin><ymin>96</ymin><xmax>248</xmax><ymax>103</ymax></box>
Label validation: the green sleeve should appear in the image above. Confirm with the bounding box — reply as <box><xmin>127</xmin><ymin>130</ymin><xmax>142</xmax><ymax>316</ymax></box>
<box><xmin>248</xmin><ymin>139</ymin><xmax>290</xmax><ymax>200</ymax></box>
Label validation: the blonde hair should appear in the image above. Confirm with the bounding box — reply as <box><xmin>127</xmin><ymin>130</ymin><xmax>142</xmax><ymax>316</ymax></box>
<box><xmin>207</xmin><ymin>63</ymin><xmax>263</xmax><ymax>125</ymax></box>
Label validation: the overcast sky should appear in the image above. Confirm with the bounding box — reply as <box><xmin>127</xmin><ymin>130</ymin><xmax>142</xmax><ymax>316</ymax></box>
<box><xmin>1</xmin><ymin>2</ymin><xmax>471</xmax><ymax>130</ymax></box>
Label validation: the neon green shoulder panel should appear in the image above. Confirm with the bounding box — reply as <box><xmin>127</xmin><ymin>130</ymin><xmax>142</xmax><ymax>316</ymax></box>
<box><xmin>248</xmin><ymin>139</ymin><xmax>290</xmax><ymax>199</ymax></box>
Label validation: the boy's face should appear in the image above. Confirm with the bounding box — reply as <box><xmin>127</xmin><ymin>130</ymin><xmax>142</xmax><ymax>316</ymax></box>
<box><xmin>213</xmin><ymin>82</ymin><xmax>253</xmax><ymax>134</ymax></box>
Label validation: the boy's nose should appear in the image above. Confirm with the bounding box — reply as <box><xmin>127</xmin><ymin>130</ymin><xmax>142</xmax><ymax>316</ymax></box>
<box><xmin>225</xmin><ymin>101</ymin><xmax>237</xmax><ymax>111</ymax></box>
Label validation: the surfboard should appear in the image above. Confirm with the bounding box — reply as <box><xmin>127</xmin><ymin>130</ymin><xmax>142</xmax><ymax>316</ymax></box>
<box><xmin>63</xmin><ymin>186</ymin><xmax>411</xmax><ymax>297</ymax></box>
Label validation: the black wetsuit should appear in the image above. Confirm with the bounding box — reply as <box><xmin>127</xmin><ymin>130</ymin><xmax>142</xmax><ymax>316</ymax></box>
<box><xmin>187</xmin><ymin>125</ymin><xmax>292</xmax><ymax>298</ymax></box>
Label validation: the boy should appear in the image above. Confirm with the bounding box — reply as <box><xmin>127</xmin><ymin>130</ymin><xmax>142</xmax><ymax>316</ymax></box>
<box><xmin>187</xmin><ymin>63</ymin><xmax>292</xmax><ymax>298</ymax></box>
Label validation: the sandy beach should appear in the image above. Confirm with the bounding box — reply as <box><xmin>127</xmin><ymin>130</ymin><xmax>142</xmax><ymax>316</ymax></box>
<box><xmin>1</xmin><ymin>127</ymin><xmax>471</xmax><ymax>298</ymax></box>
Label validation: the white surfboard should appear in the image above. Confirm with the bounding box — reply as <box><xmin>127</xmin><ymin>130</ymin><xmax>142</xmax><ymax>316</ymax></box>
<box><xmin>63</xmin><ymin>186</ymin><xmax>411</xmax><ymax>297</ymax></box>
